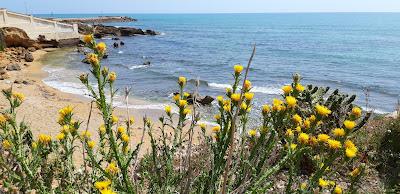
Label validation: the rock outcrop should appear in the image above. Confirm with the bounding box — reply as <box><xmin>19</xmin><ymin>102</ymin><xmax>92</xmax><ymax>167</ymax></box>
<box><xmin>0</xmin><ymin>27</ymin><xmax>38</xmax><ymax>49</ymax></box>
<box><xmin>174</xmin><ymin>92</ymin><xmax>215</xmax><ymax>106</ymax></box>
<box><xmin>79</xmin><ymin>24</ymin><xmax>158</xmax><ymax>38</ymax></box>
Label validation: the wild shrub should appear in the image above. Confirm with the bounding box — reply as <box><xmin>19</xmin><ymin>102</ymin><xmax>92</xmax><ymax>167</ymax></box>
<box><xmin>0</xmin><ymin>35</ymin><xmax>371</xmax><ymax>193</ymax></box>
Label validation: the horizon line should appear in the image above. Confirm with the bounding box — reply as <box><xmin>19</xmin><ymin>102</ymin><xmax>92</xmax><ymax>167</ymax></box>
<box><xmin>30</xmin><ymin>11</ymin><xmax>400</xmax><ymax>15</ymax></box>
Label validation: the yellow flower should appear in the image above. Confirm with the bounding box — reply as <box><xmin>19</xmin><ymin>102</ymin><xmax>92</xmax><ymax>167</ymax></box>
<box><xmin>295</xmin><ymin>83</ymin><xmax>305</xmax><ymax>92</ymax></box>
<box><xmin>286</xmin><ymin>96</ymin><xmax>297</xmax><ymax>108</ymax></box>
<box><xmin>31</xmin><ymin>141</ymin><xmax>38</xmax><ymax>149</ymax></box>
<box><xmin>212</xmin><ymin>125</ymin><xmax>221</xmax><ymax>133</ymax></box>
<box><xmin>233</xmin><ymin>64</ymin><xmax>243</xmax><ymax>74</ymax></box>
<box><xmin>315</xmin><ymin>104</ymin><xmax>331</xmax><ymax>116</ymax></box>
<box><xmin>352</xmin><ymin>107</ymin><xmax>362</xmax><ymax>118</ymax></box>
<box><xmin>248</xmin><ymin>129</ymin><xmax>257</xmax><ymax>137</ymax></box>
<box><xmin>345</xmin><ymin>147</ymin><xmax>357</xmax><ymax>158</ymax></box>
<box><xmin>300</xmin><ymin>182</ymin><xmax>307</xmax><ymax>190</ymax></box>
<box><xmin>121</xmin><ymin>133</ymin><xmax>129</xmax><ymax>143</ymax></box>
<box><xmin>96</xmin><ymin>42</ymin><xmax>107</xmax><ymax>53</ymax></box>
<box><xmin>282</xmin><ymin>85</ymin><xmax>292</xmax><ymax>94</ymax></box>
<box><xmin>240</xmin><ymin>102</ymin><xmax>248</xmax><ymax>110</ymax></box>
<box><xmin>105</xmin><ymin>162</ymin><xmax>119</xmax><ymax>175</ymax></box>
<box><xmin>327</xmin><ymin>139</ymin><xmax>342</xmax><ymax>149</ymax></box>
<box><xmin>309</xmin><ymin>115</ymin><xmax>316</xmax><ymax>123</ymax></box>
<box><xmin>99</xmin><ymin>125</ymin><xmax>106</xmax><ymax>134</ymax></box>
<box><xmin>309</xmin><ymin>136</ymin><xmax>318</xmax><ymax>146</ymax></box>
<box><xmin>262</xmin><ymin>104</ymin><xmax>270</xmax><ymax>114</ymax></box>
<box><xmin>2</xmin><ymin>140</ymin><xmax>11</xmax><ymax>149</ymax></box>
<box><xmin>178</xmin><ymin>76</ymin><xmax>186</xmax><ymax>86</ymax></box>
<box><xmin>129</xmin><ymin>117</ymin><xmax>135</xmax><ymax>125</ymax></box>
<box><xmin>349</xmin><ymin>167</ymin><xmax>361</xmax><ymax>177</ymax></box>
<box><xmin>81</xmin><ymin>131</ymin><xmax>92</xmax><ymax>139</ymax></box>
<box><xmin>244</xmin><ymin>80</ymin><xmax>252</xmax><ymax>90</ymax></box>
<box><xmin>317</xmin><ymin>134</ymin><xmax>330</xmax><ymax>143</ymax></box>
<box><xmin>199</xmin><ymin>123</ymin><xmax>206</xmax><ymax>129</ymax></box>
<box><xmin>117</xmin><ymin>126</ymin><xmax>126</xmax><ymax>134</ymax></box>
<box><xmin>59</xmin><ymin>105</ymin><xmax>73</xmax><ymax>117</ymax></box>
<box><xmin>184</xmin><ymin>92</ymin><xmax>190</xmax><ymax>97</ymax></box>
<box><xmin>111</xmin><ymin>115</ymin><xmax>119</xmax><ymax>123</ymax></box>
<box><xmin>272</xmin><ymin>98</ymin><xmax>284</xmax><ymax>111</ymax></box>
<box><xmin>231</xmin><ymin>93</ymin><xmax>241</xmax><ymax>102</ymax></box>
<box><xmin>173</xmin><ymin>94</ymin><xmax>180</xmax><ymax>101</ymax></box>
<box><xmin>343</xmin><ymin>120</ymin><xmax>356</xmax><ymax>130</ymax></box>
<box><xmin>165</xmin><ymin>105</ymin><xmax>172</xmax><ymax>114</ymax></box>
<box><xmin>303</xmin><ymin>119</ymin><xmax>311</xmax><ymax>129</ymax></box>
<box><xmin>12</xmin><ymin>92</ymin><xmax>25</xmax><ymax>101</ymax></box>
<box><xmin>226</xmin><ymin>87</ymin><xmax>232</xmax><ymax>94</ymax></box>
<box><xmin>56</xmin><ymin>133</ymin><xmax>65</xmax><ymax>141</ymax></box>
<box><xmin>344</xmin><ymin>140</ymin><xmax>356</xmax><ymax>149</ymax></box>
<box><xmin>179</xmin><ymin>99</ymin><xmax>187</xmax><ymax>107</ymax></box>
<box><xmin>183</xmin><ymin>108</ymin><xmax>191</xmax><ymax>115</ymax></box>
<box><xmin>83</xmin><ymin>34</ymin><xmax>93</xmax><ymax>44</ymax></box>
<box><xmin>331</xmin><ymin>128</ymin><xmax>345</xmax><ymax>137</ymax></box>
<box><xmin>295</xmin><ymin>126</ymin><xmax>302</xmax><ymax>133</ymax></box>
<box><xmin>298</xmin><ymin>133</ymin><xmax>309</xmax><ymax>144</ymax></box>
<box><xmin>244</xmin><ymin>92</ymin><xmax>254</xmax><ymax>101</ymax></box>
<box><xmin>334</xmin><ymin>186</ymin><xmax>343</xmax><ymax>194</ymax></box>
<box><xmin>94</xmin><ymin>179</ymin><xmax>112</xmax><ymax>190</ymax></box>
<box><xmin>318</xmin><ymin>178</ymin><xmax>329</xmax><ymax>188</ymax></box>
<box><xmin>0</xmin><ymin>114</ymin><xmax>7</xmax><ymax>124</ymax></box>
<box><xmin>87</xmin><ymin>53</ymin><xmax>99</xmax><ymax>65</ymax></box>
<box><xmin>88</xmin><ymin>140</ymin><xmax>95</xmax><ymax>149</ymax></box>
<box><xmin>292</xmin><ymin>114</ymin><xmax>302</xmax><ymax>124</ymax></box>
<box><xmin>101</xmin><ymin>189</ymin><xmax>116</xmax><ymax>194</ymax></box>
<box><xmin>223</xmin><ymin>105</ymin><xmax>231</xmax><ymax>112</ymax></box>
<box><xmin>290</xmin><ymin>143</ymin><xmax>297</xmax><ymax>150</ymax></box>
<box><xmin>216</xmin><ymin>96</ymin><xmax>224</xmax><ymax>102</ymax></box>
<box><xmin>214</xmin><ymin>114</ymin><xmax>221</xmax><ymax>120</ymax></box>
<box><xmin>286</xmin><ymin>129</ymin><xmax>294</xmax><ymax>137</ymax></box>
<box><xmin>108</xmin><ymin>72</ymin><xmax>117</xmax><ymax>82</ymax></box>
<box><xmin>38</xmin><ymin>134</ymin><xmax>52</xmax><ymax>145</ymax></box>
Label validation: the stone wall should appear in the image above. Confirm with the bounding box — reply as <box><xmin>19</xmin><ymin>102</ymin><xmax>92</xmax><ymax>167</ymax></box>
<box><xmin>0</xmin><ymin>8</ymin><xmax>80</xmax><ymax>40</ymax></box>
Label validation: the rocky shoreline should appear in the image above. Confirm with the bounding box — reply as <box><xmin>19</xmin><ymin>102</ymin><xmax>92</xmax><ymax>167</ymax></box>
<box><xmin>52</xmin><ymin>16</ymin><xmax>137</xmax><ymax>23</ymax></box>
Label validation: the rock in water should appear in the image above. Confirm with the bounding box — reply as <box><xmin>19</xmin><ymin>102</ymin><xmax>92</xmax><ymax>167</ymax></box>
<box><xmin>120</xmin><ymin>41</ymin><xmax>125</xmax><ymax>46</ymax></box>
<box><xmin>113</xmin><ymin>42</ymin><xmax>119</xmax><ymax>48</ymax></box>
<box><xmin>6</xmin><ymin>64</ymin><xmax>21</xmax><ymax>71</ymax></box>
<box><xmin>25</xmin><ymin>52</ymin><xmax>34</xmax><ymax>62</ymax></box>
<box><xmin>198</xmin><ymin>96</ymin><xmax>215</xmax><ymax>105</ymax></box>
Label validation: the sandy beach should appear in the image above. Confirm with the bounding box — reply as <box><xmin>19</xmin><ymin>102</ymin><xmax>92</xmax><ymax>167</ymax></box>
<box><xmin>0</xmin><ymin>49</ymin><xmax>171</xmax><ymax>155</ymax></box>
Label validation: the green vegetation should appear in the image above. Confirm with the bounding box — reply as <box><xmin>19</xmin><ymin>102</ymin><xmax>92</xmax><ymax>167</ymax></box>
<box><xmin>0</xmin><ymin>35</ymin><xmax>393</xmax><ymax>193</ymax></box>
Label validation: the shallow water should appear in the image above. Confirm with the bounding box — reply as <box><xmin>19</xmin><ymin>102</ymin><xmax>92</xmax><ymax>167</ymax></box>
<box><xmin>38</xmin><ymin>13</ymin><xmax>400</xmax><ymax>114</ymax></box>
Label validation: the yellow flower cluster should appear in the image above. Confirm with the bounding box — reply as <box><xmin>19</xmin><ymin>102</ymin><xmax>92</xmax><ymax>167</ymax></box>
<box><xmin>105</xmin><ymin>161</ymin><xmax>119</xmax><ymax>175</ymax></box>
<box><xmin>178</xmin><ymin>76</ymin><xmax>187</xmax><ymax>86</ymax></box>
<box><xmin>233</xmin><ymin>64</ymin><xmax>243</xmax><ymax>74</ymax></box>
<box><xmin>83</xmin><ymin>34</ymin><xmax>93</xmax><ymax>44</ymax></box>
<box><xmin>315</xmin><ymin>104</ymin><xmax>331</xmax><ymax>117</ymax></box>
<box><xmin>2</xmin><ymin>140</ymin><xmax>11</xmax><ymax>150</ymax></box>
<box><xmin>38</xmin><ymin>134</ymin><xmax>52</xmax><ymax>145</ymax></box>
<box><xmin>94</xmin><ymin>180</ymin><xmax>116</xmax><ymax>194</ymax></box>
<box><xmin>12</xmin><ymin>92</ymin><xmax>25</xmax><ymax>102</ymax></box>
<box><xmin>344</xmin><ymin>140</ymin><xmax>358</xmax><ymax>158</ymax></box>
<box><xmin>108</xmin><ymin>72</ymin><xmax>117</xmax><ymax>82</ymax></box>
<box><xmin>96</xmin><ymin>42</ymin><xmax>107</xmax><ymax>53</ymax></box>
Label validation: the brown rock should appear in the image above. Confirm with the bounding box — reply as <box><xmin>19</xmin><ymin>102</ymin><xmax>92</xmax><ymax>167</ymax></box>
<box><xmin>25</xmin><ymin>52</ymin><xmax>34</xmax><ymax>62</ymax></box>
<box><xmin>0</xmin><ymin>27</ymin><xmax>38</xmax><ymax>48</ymax></box>
<box><xmin>6</xmin><ymin>64</ymin><xmax>21</xmax><ymax>71</ymax></box>
<box><xmin>0</xmin><ymin>72</ymin><xmax>10</xmax><ymax>80</ymax></box>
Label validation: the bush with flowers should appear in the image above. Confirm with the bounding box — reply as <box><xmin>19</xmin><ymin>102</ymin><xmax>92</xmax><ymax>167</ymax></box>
<box><xmin>0</xmin><ymin>35</ymin><xmax>371</xmax><ymax>193</ymax></box>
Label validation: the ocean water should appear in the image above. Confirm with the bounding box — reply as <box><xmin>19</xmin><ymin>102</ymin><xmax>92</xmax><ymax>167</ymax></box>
<box><xmin>38</xmin><ymin>13</ymin><xmax>400</xmax><ymax>114</ymax></box>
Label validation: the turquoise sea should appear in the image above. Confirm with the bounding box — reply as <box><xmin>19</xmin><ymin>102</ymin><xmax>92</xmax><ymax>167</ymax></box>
<box><xmin>38</xmin><ymin>13</ymin><xmax>400</xmax><ymax>114</ymax></box>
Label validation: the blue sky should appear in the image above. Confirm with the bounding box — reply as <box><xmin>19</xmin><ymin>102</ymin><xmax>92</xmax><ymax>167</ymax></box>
<box><xmin>1</xmin><ymin>0</ymin><xmax>400</xmax><ymax>14</ymax></box>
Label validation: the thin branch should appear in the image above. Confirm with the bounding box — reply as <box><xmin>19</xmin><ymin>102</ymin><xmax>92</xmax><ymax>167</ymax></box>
<box><xmin>221</xmin><ymin>44</ymin><xmax>256</xmax><ymax>194</ymax></box>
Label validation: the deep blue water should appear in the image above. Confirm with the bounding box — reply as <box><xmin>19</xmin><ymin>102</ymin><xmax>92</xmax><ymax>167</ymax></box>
<box><xmin>38</xmin><ymin>13</ymin><xmax>400</xmax><ymax>113</ymax></box>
